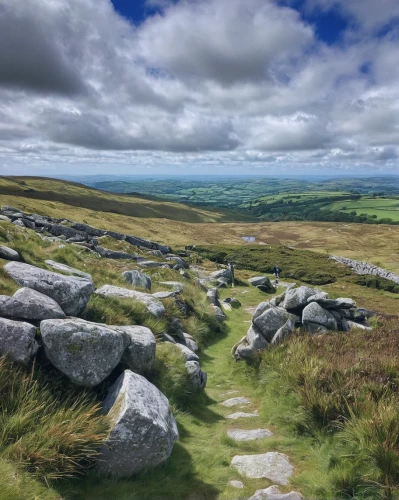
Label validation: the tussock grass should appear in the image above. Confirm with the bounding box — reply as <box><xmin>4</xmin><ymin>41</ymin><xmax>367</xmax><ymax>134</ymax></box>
<box><xmin>0</xmin><ymin>357</ymin><xmax>108</xmax><ymax>482</ymax></box>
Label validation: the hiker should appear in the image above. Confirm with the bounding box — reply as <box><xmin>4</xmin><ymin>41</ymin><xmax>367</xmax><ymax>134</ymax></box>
<box><xmin>228</xmin><ymin>261</ymin><xmax>235</xmax><ymax>287</ymax></box>
<box><xmin>273</xmin><ymin>265</ymin><xmax>280</xmax><ymax>278</ymax></box>
<box><xmin>274</xmin><ymin>277</ymin><xmax>279</xmax><ymax>289</ymax></box>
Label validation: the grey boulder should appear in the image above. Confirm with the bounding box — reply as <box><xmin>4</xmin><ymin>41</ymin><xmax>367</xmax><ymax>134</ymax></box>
<box><xmin>212</xmin><ymin>304</ymin><xmax>226</xmax><ymax>321</ymax></box>
<box><xmin>0</xmin><ymin>246</ymin><xmax>20</xmax><ymax>261</ymax></box>
<box><xmin>283</xmin><ymin>286</ymin><xmax>319</xmax><ymax>310</ymax></box>
<box><xmin>232</xmin><ymin>325</ymin><xmax>268</xmax><ymax>360</ymax></box>
<box><xmin>4</xmin><ymin>262</ymin><xmax>94</xmax><ymax>316</ymax></box>
<box><xmin>207</xmin><ymin>288</ymin><xmax>219</xmax><ymax>306</ymax></box>
<box><xmin>40</xmin><ymin>318</ymin><xmax>128</xmax><ymax>386</ymax></box>
<box><xmin>185</xmin><ymin>360</ymin><xmax>207</xmax><ymax>390</ymax></box>
<box><xmin>174</xmin><ymin>342</ymin><xmax>199</xmax><ymax>362</ymax></box>
<box><xmin>248</xmin><ymin>276</ymin><xmax>273</xmax><ymax>291</ymax></box>
<box><xmin>271</xmin><ymin>317</ymin><xmax>296</xmax><ymax>345</ymax></box>
<box><xmin>253</xmin><ymin>306</ymin><xmax>295</xmax><ymax>342</ymax></box>
<box><xmin>302</xmin><ymin>302</ymin><xmax>338</xmax><ymax>332</ymax></box>
<box><xmin>45</xmin><ymin>260</ymin><xmax>93</xmax><ymax>281</ymax></box>
<box><xmin>0</xmin><ymin>317</ymin><xmax>39</xmax><ymax>364</ymax></box>
<box><xmin>0</xmin><ymin>288</ymin><xmax>65</xmax><ymax>321</ymax></box>
<box><xmin>95</xmin><ymin>285</ymin><xmax>165</xmax><ymax>317</ymax></box>
<box><xmin>122</xmin><ymin>270</ymin><xmax>152</xmax><ymax>290</ymax></box>
<box><xmin>118</xmin><ymin>325</ymin><xmax>156</xmax><ymax>375</ymax></box>
<box><xmin>209</xmin><ymin>268</ymin><xmax>231</xmax><ymax>281</ymax></box>
<box><xmin>98</xmin><ymin>370</ymin><xmax>179</xmax><ymax>477</ymax></box>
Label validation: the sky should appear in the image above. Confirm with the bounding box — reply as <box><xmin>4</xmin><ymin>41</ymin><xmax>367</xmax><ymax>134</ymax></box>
<box><xmin>1</xmin><ymin>0</ymin><xmax>399</xmax><ymax>177</ymax></box>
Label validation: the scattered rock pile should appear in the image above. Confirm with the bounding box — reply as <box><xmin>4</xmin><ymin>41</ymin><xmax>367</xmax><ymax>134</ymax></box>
<box><xmin>232</xmin><ymin>284</ymin><xmax>373</xmax><ymax>361</ymax></box>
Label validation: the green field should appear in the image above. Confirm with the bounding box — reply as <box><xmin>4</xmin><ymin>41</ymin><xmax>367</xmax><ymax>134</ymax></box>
<box><xmin>329</xmin><ymin>197</ymin><xmax>399</xmax><ymax>221</ymax></box>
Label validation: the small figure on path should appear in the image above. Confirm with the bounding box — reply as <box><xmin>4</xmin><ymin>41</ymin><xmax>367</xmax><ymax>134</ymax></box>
<box><xmin>273</xmin><ymin>265</ymin><xmax>280</xmax><ymax>279</ymax></box>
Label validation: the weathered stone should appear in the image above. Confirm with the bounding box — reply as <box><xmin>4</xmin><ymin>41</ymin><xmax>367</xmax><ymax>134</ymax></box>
<box><xmin>95</xmin><ymin>285</ymin><xmax>165</xmax><ymax>317</ymax></box>
<box><xmin>253</xmin><ymin>307</ymin><xmax>294</xmax><ymax>342</ymax></box>
<box><xmin>1</xmin><ymin>205</ymin><xmax>21</xmax><ymax>213</ymax></box>
<box><xmin>228</xmin><ymin>480</ymin><xmax>244</xmax><ymax>489</ymax></box>
<box><xmin>306</xmin><ymin>292</ymin><xmax>328</xmax><ymax>303</ymax></box>
<box><xmin>118</xmin><ymin>325</ymin><xmax>156</xmax><ymax>375</ymax></box>
<box><xmin>184</xmin><ymin>336</ymin><xmax>199</xmax><ymax>353</ymax></box>
<box><xmin>231</xmin><ymin>453</ymin><xmax>293</xmax><ymax>485</ymax></box>
<box><xmin>206</xmin><ymin>287</ymin><xmax>219</xmax><ymax>306</ymax></box>
<box><xmin>347</xmin><ymin>320</ymin><xmax>373</xmax><ymax>331</ymax></box>
<box><xmin>253</xmin><ymin>301</ymin><xmax>274</xmax><ymax>320</ymax></box>
<box><xmin>5</xmin><ymin>262</ymin><xmax>94</xmax><ymax>316</ymax></box>
<box><xmin>122</xmin><ymin>270</ymin><xmax>152</xmax><ymax>290</ymax></box>
<box><xmin>302</xmin><ymin>302</ymin><xmax>338</xmax><ymax>332</ymax></box>
<box><xmin>0</xmin><ymin>317</ymin><xmax>39</xmax><ymax>364</ymax></box>
<box><xmin>0</xmin><ymin>246</ymin><xmax>20</xmax><ymax>261</ymax></box>
<box><xmin>174</xmin><ymin>343</ymin><xmax>199</xmax><ymax>362</ymax></box>
<box><xmin>166</xmin><ymin>256</ymin><xmax>189</xmax><ymax>269</ymax></box>
<box><xmin>45</xmin><ymin>260</ymin><xmax>93</xmax><ymax>281</ymax></box>
<box><xmin>209</xmin><ymin>268</ymin><xmax>231</xmax><ymax>281</ymax></box>
<box><xmin>248</xmin><ymin>485</ymin><xmax>303</xmax><ymax>500</ymax></box>
<box><xmin>95</xmin><ymin>246</ymin><xmax>137</xmax><ymax>260</ymax></box>
<box><xmin>227</xmin><ymin>411</ymin><xmax>259</xmax><ymax>419</ymax></box>
<box><xmin>138</xmin><ymin>260</ymin><xmax>167</xmax><ymax>268</ymax></box>
<box><xmin>212</xmin><ymin>304</ymin><xmax>226</xmax><ymax>321</ymax></box>
<box><xmin>271</xmin><ymin>318</ymin><xmax>296</xmax><ymax>345</ymax></box>
<box><xmin>283</xmin><ymin>286</ymin><xmax>319</xmax><ymax>310</ymax></box>
<box><xmin>98</xmin><ymin>370</ymin><xmax>179</xmax><ymax>477</ymax></box>
<box><xmin>13</xmin><ymin>219</ymin><xmax>25</xmax><ymax>228</ymax></box>
<box><xmin>41</xmin><ymin>318</ymin><xmax>129</xmax><ymax>386</ymax></box>
<box><xmin>248</xmin><ymin>276</ymin><xmax>274</xmax><ymax>292</ymax></box>
<box><xmin>161</xmin><ymin>333</ymin><xmax>176</xmax><ymax>344</ymax></box>
<box><xmin>309</xmin><ymin>296</ymin><xmax>356</xmax><ymax>309</ymax></box>
<box><xmin>152</xmin><ymin>291</ymin><xmax>179</xmax><ymax>299</ymax></box>
<box><xmin>185</xmin><ymin>360</ymin><xmax>207</xmax><ymax>390</ymax></box>
<box><xmin>0</xmin><ymin>287</ymin><xmax>65</xmax><ymax>321</ymax></box>
<box><xmin>221</xmin><ymin>397</ymin><xmax>251</xmax><ymax>407</ymax></box>
<box><xmin>0</xmin><ymin>215</ymin><xmax>11</xmax><ymax>222</ymax></box>
<box><xmin>232</xmin><ymin>324</ymin><xmax>269</xmax><ymax>360</ymax></box>
<box><xmin>227</xmin><ymin>428</ymin><xmax>273</xmax><ymax>441</ymax></box>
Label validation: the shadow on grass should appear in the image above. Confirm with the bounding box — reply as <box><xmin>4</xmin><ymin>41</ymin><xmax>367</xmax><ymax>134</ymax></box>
<box><xmin>185</xmin><ymin>391</ymin><xmax>224</xmax><ymax>426</ymax></box>
<box><xmin>55</xmin><ymin>442</ymin><xmax>220</xmax><ymax>500</ymax></box>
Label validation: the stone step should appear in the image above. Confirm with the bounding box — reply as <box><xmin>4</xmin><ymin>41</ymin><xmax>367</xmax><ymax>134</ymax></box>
<box><xmin>227</xmin><ymin>428</ymin><xmax>273</xmax><ymax>441</ymax></box>
<box><xmin>231</xmin><ymin>452</ymin><xmax>293</xmax><ymax>485</ymax></box>
<box><xmin>221</xmin><ymin>396</ymin><xmax>251</xmax><ymax>407</ymax></box>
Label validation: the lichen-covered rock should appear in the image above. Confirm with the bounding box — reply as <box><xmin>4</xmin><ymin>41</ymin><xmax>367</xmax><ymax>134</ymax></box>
<box><xmin>98</xmin><ymin>370</ymin><xmax>179</xmax><ymax>477</ymax></box>
<box><xmin>0</xmin><ymin>246</ymin><xmax>20</xmax><ymax>261</ymax></box>
<box><xmin>253</xmin><ymin>307</ymin><xmax>295</xmax><ymax>342</ymax></box>
<box><xmin>211</xmin><ymin>304</ymin><xmax>226</xmax><ymax>321</ymax></box>
<box><xmin>173</xmin><ymin>342</ymin><xmax>199</xmax><ymax>362</ymax></box>
<box><xmin>95</xmin><ymin>285</ymin><xmax>165</xmax><ymax>317</ymax></box>
<box><xmin>0</xmin><ymin>287</ymin><xmax>65</xmax><ymax>321</ymax></box>
<box><xmin>40</xmin><ymin>318</ymin><xmax>128</xmax><ymax>386</ymax></box>
<box><xmin>122</xmin><ymin>270</ymin><xmax>152</xmax><ymax>290</ymax></box>
<box><xmin>232</xmin><ymin>325</ymin><xmax>268</xmax><ymax>360</ymax></box>
<box><xmin>271</xmin><ymin>317</ymin><xmax>297</xmax><ymax>345</ymax></box>
<box><xmin>4</xmin><ymin>262</ymin><xmax>94</xmax><ymax>316</ymax></box>
<box><xmin>118</xmin><ymin>325</ymin><xmax>156</xmax><ymax>375</ymax></box>
<box><xmin>206</xmin><ymin>287</ymin><xmax>219</xmax><ymax>306</ymax></box>
<box><xmin>0</xmin><ymin>317</ymin><xmax>39</xmax><ymax>364</ymax></box>
<box><xmin>185</xmin><ymin>360</ymin><xmax>207</xmax><ymax>390</ymax></box>
<box><xmin>282</xmin><ymin>286</ymin><xmax>319</xmax><ymax>311</ymax></box>
<box><xmin>231</xmin><ymin>452</ymin><xmax>293</xmax><ymax>484</ymax></box>
<box><xmin>45</xmin><ymin>260</ymin><xmax>93</xmax><ymax>281</ymax></box>
<box><xmin>302</xmin><ymin>302</ymin><xmax>338</xmax><ymax>332</ymax></box>
<box><xmin>209</xmin><ymin>268</ymin><xmax>231</xmax><ymax>281</ymax></box>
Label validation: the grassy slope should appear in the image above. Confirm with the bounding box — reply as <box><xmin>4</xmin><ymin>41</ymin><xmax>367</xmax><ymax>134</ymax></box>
<box><xmin>1</xmin><ymin>177</ymin><xmax>399</xmax><ymax>274</ymax></box>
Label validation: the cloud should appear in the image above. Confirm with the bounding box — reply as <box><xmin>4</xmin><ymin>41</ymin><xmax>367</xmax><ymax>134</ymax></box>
<box><xmin>0</xmin><ymin>0</ymin><xmax>398</xmax><ymax>174</ymax></box>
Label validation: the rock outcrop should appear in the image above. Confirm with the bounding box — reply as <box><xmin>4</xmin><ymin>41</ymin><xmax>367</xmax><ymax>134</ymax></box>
<box><xmin>122</xmin><ymin>270</ymin><xmax>152</xmax><ymax>290</ymax></box>
<box><xmin>98</xmin><ymin>370</ymin><xmax>179</xmax><ymax>477</ymax></box>
<box><xmin>0</xmin><ymin>288</ymin><xmax>66</xmax><ymax>321</ymax></box>
<box><xmin>4</xmin><ymin>262</ymin><xmax>94</xmax><ymax>316</ymax></box>
<box><xmin>95</xmin><ymin>285</ymin><xmax>165</xmax><ymax>317</ymax></box>
<box><xmin>233</xmin><ymin>284</ymin><xmax>373</xmax><ymax>360</ymax></box>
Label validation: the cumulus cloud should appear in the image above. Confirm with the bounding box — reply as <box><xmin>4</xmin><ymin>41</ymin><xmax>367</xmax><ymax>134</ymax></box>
<box><xmin>0</xmin><ymin>0</ymin><xmax>398</xmax><ymax>174</ymax></box>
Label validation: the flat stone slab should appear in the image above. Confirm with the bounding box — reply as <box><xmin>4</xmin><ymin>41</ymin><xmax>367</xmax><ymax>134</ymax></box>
<box><xmin>221</xmin><ymin>397</ymin><xmax>251</xmax><ymax>407</ymax></box>
<box><xmin>231</xmin><ymin>453</ymin><xmax>293</xmax><ymax>485</ymax></box>
<box><xmin>227</xmin><ymin>428</ymin><xmax>273</xmax><ymax>441</ymax></box>
<box><xmin>227</xmin><ymin>411</ymin><xmax>259</xmax><ymax>420</ymax></box>
<box><xmin>228</xmin><ymin>480</ymin><xmax>244</xmax><ymax>489</ymax></box>
<box><xmin>248</xmin><ymin>485</ymin><xmax>303</xmax><ymax>499</ymax></box>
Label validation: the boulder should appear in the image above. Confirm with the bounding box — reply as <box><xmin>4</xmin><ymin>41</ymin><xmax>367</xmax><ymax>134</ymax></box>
<box><xmin>0</xmin><ymin>288</ymin><xmax>65</xmax><ymax>321</ymax></box>
<box><xmin>212</xmin><ymin>304</ymin><xmax>226</xmax><ymax>321</ymax></box>
<box><xmin>0</xmin><ymin>317</ymin><xmax>39</xmax><ymax>364</ymax></box>
<box><xmin>309</xmin><ymin>297</ymin><xmax>356</xmax><ymax>309</ymax></box>
<box><xmin>1</xmin><ymin>205</ymin><xmax>21</xmax><ymax>213</ymax></box>
<box><xmin>271</xmin><ymin>317</ymin><xmax>296</xmax><ymax>345</ymax></box>
<box><xmin>209</xmin><ymin>268</ymin><xmax>231</xmax><ymax>281</ymax></box>
<box><xmin>174</xmin><ymin>343</ymin><xmax>199</xmax><ymax>362</ymax></box>
<box><xmin>0</xmin><ymin>215</ymin><xmax>11</xmax><ymax>222</ymax></box>
<box><xmin>122</xmin><ymin>270</ymin><xmax>152</xmax><ymax>290</ymax></box>
<box><xmin>40</xmin><ymin>318</ymin><xmax>128</xmax><ymax>386</ymax></box>
<box><xmin>13</xmin><ymin>219</ymin><xmax>25</xmax><ymax>228</ymax></box>
<box><xmin>183</xmin><ymin>333</ymin><xmax>199</xmax><ymax>353</ymax></box>
<box><xmin>4</xmin><ymin>262</ymin><xmax>94</xmax><ymax>316</ymax></box>
<box><xmin>346</xmin><ymin>320</ymin><xmax>373</xmax><ymax>331</ymax></box>
<box><xmin>45</xmin><ymin>260</ymin><xmax>93</xmax><ymax>281</ymax></box>
<box><xmin>98</xmin><ymin>370</ymin><xmax>179</xmax><ymax>477</ymax></box>
<box><xmin>253</xmin><ymin>307</ymin><xmax>295</xmax><ymax>343</ymax></box>
<box><xmin>253</xmin><ymin>301</ymin><xmax>274</xmax><ymax>320</ymax></box>
<box><xmin>0</xmin><ymin>246</ymin><xmax>20</xmax><ymax>261</ymax></box>
<box><xmin>248</xmin><ymin>276</ymin><xmax>272</xmax><ymax>288</ymax></box>
<box><xmin>162</xmin><ymin>333</ymin><xmax>176</xmax><ymax>344</ymax></box>
<box><xmin>302</xmin><ymin>302</ymin><xmax>338</xmax><ymax>332</ymax></box>
<box><xmin>232</xmin><ymin>325</ymin><xmax>268</xmax><ymax>360</ymax></box>
<box><xmin>138</xmin><ymin>260</ymin><xmax>167</xmax><ymax>268</ymax></box>
<box><xmin>206</xmin><ymin>287</ymin><xmax>219</xmax><ymax>306</ymax></box>
<box><xmin>21</xmin><ymin>218</ymin><xmax>36</xmax><ymax>229</ymax></box>
<box><xmin>282</xmin><ymin>286</ymin><xmax>319</xmax><ymax>311</ymax></box>
<box><xmin>185</xmin><ymin>360</ymin><xmax>207</xmax><ymax>390</ymax></box>
<box><xmin>95</xmin><ymin>285</ymin><xmax>165</xmax><ymax>318</ymax></box>
<box><xmin>152</xmin><ymin>291</ymin><xmax>179</xmax><ymax>299</ymax></box>
<box><xmin>118</xmin><ymin>325</ymin><xmax>156</xmax><ymax>375</ymax></box>
<box><xmin>95</xmin><ymin>246</ymin><xmax>137</xmax><ymax>260</ymax></box>
<box><xmin>166</xmin><ymin>256</ymin><xmax>189</xmax><ymax>269</ymax></box>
